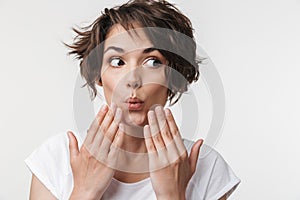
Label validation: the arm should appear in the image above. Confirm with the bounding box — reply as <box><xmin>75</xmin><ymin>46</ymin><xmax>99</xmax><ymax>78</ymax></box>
<box><xmin>29</xmin><ymin>174</ymin><xmax>57</xmax><ymax>200</ymax></box>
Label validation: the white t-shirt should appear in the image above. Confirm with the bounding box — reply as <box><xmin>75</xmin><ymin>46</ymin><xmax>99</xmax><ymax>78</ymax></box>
<box><xmin>25</xmin><ymin>132</ymin><xmax>240</xmax><ymax>200</ymax></box>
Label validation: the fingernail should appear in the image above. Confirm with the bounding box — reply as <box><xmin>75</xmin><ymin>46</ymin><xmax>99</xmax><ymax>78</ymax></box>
<box><xmin>101</xmin><ymin>104</ymin><xmax>108</xmax><ymax>112</ymax></box>
<box><xmin>155</xmin><ymin>105</ymin><xmax>162</xmax><ymax>113</ymax></box>
<box><xmin>148</xmin><ymin>110</ymin><xmax>155</xmax><ymax>121</ymax></box>
<box><xmin>67</xmin><ymin>131</ymin><xmax>72</xmax><ymax>139</ymax></box>
<box><xmin>199</xmin><ymin>139</ymin><xmax>204</xmax><ymax>146</ymax></box>
<box><xmin>165</xmin><ymin>108</ymin><xmax>171</xmax><ymax>116</ymax></box>
<box><xmin>143</xmin><ymin>125</ymin><xmax>150</xmax><ymax>137</ymax></box>
<box><xmin>110</xmin><ymin>102</ymin><xmax>117</xmax><ymax>112</ymax></box>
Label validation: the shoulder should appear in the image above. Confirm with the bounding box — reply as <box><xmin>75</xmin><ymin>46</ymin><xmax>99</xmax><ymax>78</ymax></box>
<box><xmin>183</xmin><ymin>138</ymin><xmax>240</xmax><ymax>200</ymax></box>
<box><xmin>183</xmin><ymin>138</ymin><xmax>225</xmax><ymax>165</ymax></box>
<box><xmin>26</xmin><ymin>131</ymin><xmax>84</xmax><ymax>174</ymax></box>
<box><xmin>183</xmin><ymin>139</ymin><xmax>232</xmax><ymax>178</ymax></box>
<box><xmin>25</xmin><ymin>132</ymin><xmax>71</xmax><ymax>174</ymax></box>
<box><xmin>25</xmin><ymin>132</ymin><xmax>82</xmax><ymax>199</ymax></box>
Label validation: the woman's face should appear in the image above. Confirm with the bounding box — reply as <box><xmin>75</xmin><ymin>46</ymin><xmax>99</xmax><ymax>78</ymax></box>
<box><xmin>99</xmin><ymin>24</ymin><xmax>168</xmax><ymax>126</ymax></box>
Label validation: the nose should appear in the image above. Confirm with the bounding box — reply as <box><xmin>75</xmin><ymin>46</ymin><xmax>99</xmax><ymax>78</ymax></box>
<box><xmin>126</xmin><ymin>69</ymin><xmax>142</xmax><ymax>89</ymax></box>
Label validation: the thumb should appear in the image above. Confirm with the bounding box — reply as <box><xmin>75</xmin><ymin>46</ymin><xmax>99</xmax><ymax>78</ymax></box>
<box><xmin>67</xmin><ymin>131</ymin><xmax>79</xmax><ymax>160</ymax></box>
<box><xmin>189</xmin><ymin>139</ymin><xmax>204</xmax><ymax>174</ymax></box>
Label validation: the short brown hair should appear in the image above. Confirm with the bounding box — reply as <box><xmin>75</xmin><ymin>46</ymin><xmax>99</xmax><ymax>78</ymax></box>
<box><xmin>66</xmin><ymin>0</ymin><xmax>201</xmax><ymax>105</ymax></box>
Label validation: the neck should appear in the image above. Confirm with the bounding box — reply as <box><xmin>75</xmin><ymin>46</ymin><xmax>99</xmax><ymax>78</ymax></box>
<box><xmin>121</xmin><ymin>123</ymin><xmax>147</xmax><ymax>153</ymax></box>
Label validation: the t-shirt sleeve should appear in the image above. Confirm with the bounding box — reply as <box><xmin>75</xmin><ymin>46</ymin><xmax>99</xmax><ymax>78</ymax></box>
<box><xmin>25</xmin><ymin>132</ymin><xmax>71</xmax><ymax>199</ymax></box>
<box><xmin>204</xmin><ymin>149</ymin><xmax>241</xmax><ymax>200</ymax></box>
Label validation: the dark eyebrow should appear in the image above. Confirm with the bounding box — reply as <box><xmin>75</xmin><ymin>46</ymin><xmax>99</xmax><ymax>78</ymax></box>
<box><xmin>104</xmin><ymin>46</ymin><xmax>125</xmax><ymax>54</ymax></box>
<box><xmin>104</xmin><ymin>46</ymin><xmax>159</xmax><ymax>54</ymax></box>
<box><xmin>143</xmin><ymin>47</ymin><xmax>159</xmax><ymax>54</ymax></box>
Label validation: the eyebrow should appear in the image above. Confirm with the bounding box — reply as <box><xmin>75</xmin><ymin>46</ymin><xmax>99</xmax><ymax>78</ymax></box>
<box><xmin>104</xmin><ymin>46</ymin><xmax>159</xmax><ymax>54</ymax></box>
<box><xmin>104</xmin><ymin>46</ymin><xmax>124</xmax><ymax>53</ymax></box>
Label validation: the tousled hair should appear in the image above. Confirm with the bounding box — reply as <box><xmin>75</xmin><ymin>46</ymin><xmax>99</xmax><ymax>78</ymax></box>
<box><xmin>66</xmin><ymin>0</ymin><xmax>201</xmax><ymax>105</ymax></box>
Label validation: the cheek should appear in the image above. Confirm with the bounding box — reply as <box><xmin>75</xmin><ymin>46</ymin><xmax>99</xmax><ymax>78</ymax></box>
<box><xmin>101</xmin><ymin>69</ymin><xmax>127</xmax><ymax>104</ymax></box>
<box><xmin>102</xmin><ymin>74</ymin><xmax>114</xmax><ymax>90</ymax></box>
<box><xmin>142</xmin><ymin>67</ymin><xmax>167</xmax><ymax>86</ymax></box>
<box><xmin>145</xmin><ymin>85</ymin><xmax>168</xmax><ymax>102</ymax></box>
<box><xmin>101</xmin><ymin>72</ymin><xmax>117</xmax><ymax>101</ymax></box>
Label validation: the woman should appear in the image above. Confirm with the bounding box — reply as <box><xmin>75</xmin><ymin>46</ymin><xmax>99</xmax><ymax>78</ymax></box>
<box><xmin>26</xmin><ymin>0</ymin><xmax>240</xmax><ymax>199</ymax></box>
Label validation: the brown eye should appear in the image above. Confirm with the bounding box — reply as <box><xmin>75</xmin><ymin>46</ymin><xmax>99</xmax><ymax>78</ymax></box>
<box><xmin>109</xmin><ymin>57</ymin><xmax>125</xmax><ymax>67</ymax></box>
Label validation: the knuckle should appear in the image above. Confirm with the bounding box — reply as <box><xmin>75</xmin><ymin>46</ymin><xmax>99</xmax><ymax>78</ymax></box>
<box><xmin>166</xmin><ymin>131</ymin><xmax>172</xmax><ymax>139</ymax></box>
<box><xmin>107</xmin><ymin>129</ymin><xmax>117</xmax><ymax>141</ymax></box>
<box><xmin>153</xmin><ymin>135</ymin><xmax>162</xmax><ymax>143</ymax></box>
<box><xmin>109</xmin><ymin>146</ymin><xmax>118</xmax><ymax>157</ymax></box>
<box><xmin>107</xmin><ymin>110</ymin><xmax>114</xmax><ymax>118</ymax></box>
<box><xmin>162</xmin><ymin>128</ymin><xmax>171</xmax><ymax>138</ymax></box>
<box><xmin>100</xmin><ymin>124</ymin><xmax>107</xmax><ymax>134</ymax></box>
<box><xmin>172</xmin><ymin>128</ymin><xmax>179</xmax><ymax>135</ymax></box>
<box><xmin>173</xmin><ymin>158</ymin><xmax>181</xmax><ymax>166</ymax></box>
<box><xmin>161</xmin><ymin>129</ymin><xmax>169</xmax><ymax>138</ymax></box>
<box><xmin>105</xmin><ymin>129</ymin><xmax>113</xmax><ymax>138</ymax></box>
<box><xmin>181</xmin><ymin>151</ymin><xmax>188</xmax><ymax>159</ymax></box>
<box><xmin>107</xmin><ymin>152</ymin><xmax>114</xmax><ymax>160</ymax></box>
<box><xmin>147</xmin><ymin>142</ymin><xmax>156</xmax><ymax>151</ymax></box>
<box><xmin>97</xmin><ymin>153</ymin><xmax>107</xmax><ymax>162</ymax></box>
<box><xmin>110</xmin><ymin>121</ymin><xmax>118</xmax><ymax>131</ymax></box>
<box><xmin>160</xmin><ymin>156</ymin><xmax>169</xmax><ymax>167</ymax></box>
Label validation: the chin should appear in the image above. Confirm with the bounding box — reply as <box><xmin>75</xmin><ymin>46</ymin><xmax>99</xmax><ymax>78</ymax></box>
<box><xmin>125</xmin><ymin>112</ymin><xmax>148</xmax><ymax>127</ymax></box>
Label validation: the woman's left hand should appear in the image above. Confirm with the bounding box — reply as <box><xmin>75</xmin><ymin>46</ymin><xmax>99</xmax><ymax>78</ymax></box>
<box><xmin>144</xmin><ymin>106</ymin><xmax>203</xmax><ymax>200</ymax></box>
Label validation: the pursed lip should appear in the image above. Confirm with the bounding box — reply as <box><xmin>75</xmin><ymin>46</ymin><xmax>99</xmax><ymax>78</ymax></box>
<box><xmin>125</xmin><ymin>97</ymin><xmax>145</xmax><ymax>111</ymax></box>
<box><xmin>125</xmin><ymin>97</ymin><xmax>144</xmax><ymax>103</ymax></box>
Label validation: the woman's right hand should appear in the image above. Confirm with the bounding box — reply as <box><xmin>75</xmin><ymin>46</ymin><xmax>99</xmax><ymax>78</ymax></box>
<box><xmin>67</xmin><ymin>103</ymin><xmax>124</xmax><ymax>200</ymax></box>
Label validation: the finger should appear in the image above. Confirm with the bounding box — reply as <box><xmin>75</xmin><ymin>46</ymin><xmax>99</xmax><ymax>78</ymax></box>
<box><xmin>110</xmin><ymin>123</ymin><xmax>125</xmax><ymax>151</ymax></box>
<box><xmin>164</xmin><ymin>108</ymin><xmax>180</xmax><ymax>137</ymax></box>
<box><xmin>145</xmin><ymin>124</ymin><xmax>169</xmax><ymax>171</ymax></box>
<box><xmin>154</xmin><ymin>106</ymin><xmax>172</xmax><ymax>145</ymax></box>
<box><xmin>99</xmin><ymin>103</ymin><xmax>117</xmax><ymax>134</ymax></box>
<box><xmin>84</xmin><ymin>104</ymin><xmax>108</xmax><ymax>145</ymax></box>
<box><xmin>67</xmin><ymin>131</ymin><xmax>79</xmax><ymax>161</ymax></box>
<box><xmin>165</xmin><ymin>141</ymin><xmax>181</xmax><ymax>165</ymax></box>
<box><xmin>93</xmin><ymin>103</ymin><xmax>117</xmax><ymax>148</ymax></box>
<box><xmin>101</xmin><ymin>108</ymin><xmax>122</xmax><ymax>155</ymax></box>
<box><xmin>165</xmin><ymin>108</ymin><xmax>186</xmax><ymax>155</ymax></box>
<box><xmin>155</xmin><ymin>107</ymin><xmax>180</xmax><ymax>162</ymax></box>
<box><xmin>148</xmin><ymin>110</ymin><xmax>165</xmax><ymax>150</ymax></box>
<box><xmin>189</xmin><ymin>139</ymin><xmax>204</xmax><ymax>174</ymax></box>
<box><xmin>108</xmin><ymin>123</ymin><xmax>125</xmax><ymax>166</ymax></box>
<box><xmin>143</xmin><ymin>125</ymin><xmax>156</xmax><ymax>153</ymax></box>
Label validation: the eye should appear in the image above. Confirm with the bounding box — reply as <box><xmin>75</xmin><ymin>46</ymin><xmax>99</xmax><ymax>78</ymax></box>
<box><xmin>143</xmin><ymin>58</ymin><xmax>162</xmax><ymax>68</ymax></box>
<box><xmin>109</xmin><ymin>57</ymin><xmax>125</xmax><ymax>67</ymax></box>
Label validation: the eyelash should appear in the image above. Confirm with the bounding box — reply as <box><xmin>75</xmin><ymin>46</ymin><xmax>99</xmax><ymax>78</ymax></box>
<box><xmin>143</xmin><ymin>58</ymin><xmax>163</xmax><ymax>68</ymax></box>
<box><xmin>108</xmin><ymin>57</ymin><xmax>125</xmax><ymax>68</ymax></box>
<box><xmin>108</xmin><ymin>57</ymin><xmax>163</xmax><ymax>68</ymax></box>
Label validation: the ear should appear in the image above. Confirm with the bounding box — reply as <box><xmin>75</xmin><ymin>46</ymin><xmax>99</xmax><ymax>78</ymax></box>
<box><xmin>96</xmin><ymin>79</ymin><xmax>103</xmax><ymax>86</ymax></box>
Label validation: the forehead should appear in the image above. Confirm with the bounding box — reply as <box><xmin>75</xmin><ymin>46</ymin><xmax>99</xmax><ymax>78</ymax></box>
<box><xmin>104</xmin><ymin>24</ymin><xmax>153</xmax><ymax>52</ymax></box>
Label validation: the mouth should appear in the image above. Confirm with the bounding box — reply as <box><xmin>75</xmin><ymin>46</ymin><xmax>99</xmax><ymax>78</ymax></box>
<box><xmin>125</xmin><ymin>97</ymin><xmax>145</xmax><ymax>111</ymax></box>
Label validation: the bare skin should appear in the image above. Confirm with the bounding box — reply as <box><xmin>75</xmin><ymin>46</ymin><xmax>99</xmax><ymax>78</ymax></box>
<box><xmin>29</xmin><ymin>24</ymin><xmax>228</xmax><ymax>200</ymax></box>
<box><xmin>29</xmin><ymin>104</ymin><xmax>227</xmax><ymax>200</ymax></box>
<box><xmin>29</xmin><ymin>105</ymin><xmax>227</xmax><ymax>200</ymax></box>
<box><xmin>68</xmin><ymin>104</ymin><xmax>124</xmax><ymax>199</ymax></box>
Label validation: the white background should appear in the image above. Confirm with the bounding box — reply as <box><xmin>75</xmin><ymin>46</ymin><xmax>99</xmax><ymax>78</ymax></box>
<box><xmin>0</xmin><ymin>0</ymin><xmax>300</xmax><ymax>199</ymax></box>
